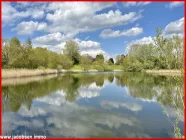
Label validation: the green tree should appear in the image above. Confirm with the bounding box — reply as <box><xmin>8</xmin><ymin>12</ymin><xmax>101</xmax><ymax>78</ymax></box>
<box><xmin>63</xmin><ymin>40</ymin><xmax>80</xmax><ymax>65</ymax></box>
<box><xmin>60</xmin><ymin>55</ymin><xmax>73</xmax><ymax>69</ymax></box>
<box><xmin>9</xmin><ymin>37</ymin><xmax>21</xmax><ymax>48</ymax></box>
<box><xmin>33</xmin><ymin>47</ymin><xmax>49</xmax><ymax>68</ymax></box>
<box><xmin>171</xmin><ymin>35</ymin><xmax>184</xmax><ymax>69</ymax></box>
<box><xmin>26</xmin><ymin>38</ymin><xmax>32</xmax><ymax>48</ymax></box>
<box><xmin>107</xmin><ymin>58</ymin><xmax>114</xmax><ymax>65</ymax></box>
<box><xmin>8</xmin><ymin>37</ymin><xmax>25</xmax><ymax>68</ymax></box>
<box><xmin>115</xmin><ymin>54</ymin><xmax>125</xmax><ymax>65</ymax></box>
<box><xmin>94</xmin><ymin>54</ymin><xmax>104</xmax><ymax>64</ymax></box>
<box><xmin>153</xmin><ymin>26</ymin><xmax>168</xmax><ymax>69</ymax></box>
<box><xmin>2</xmin><ymin>38</ymin><xmax>10</xmax><ymax>68</ymax></box>
<box><xmin>80</xmin><ymin>54</ymin><xmax>92</xmax><ymax>71</ymax></box>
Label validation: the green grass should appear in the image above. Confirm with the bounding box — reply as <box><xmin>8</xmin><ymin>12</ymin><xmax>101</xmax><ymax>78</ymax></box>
<box><xmin>110</xmin><ymin>65</ymin><xmax>124</xmax><ymax>70</ymax></box>
<box><xmin>70</xmin><ymin>64</ymin><xmax>124</xmax><ymax>72</ymax></box>
<box><xmin>70</xmin><ymin>65</ymin><xmax>84</xmax><ymax>70</ymax></box>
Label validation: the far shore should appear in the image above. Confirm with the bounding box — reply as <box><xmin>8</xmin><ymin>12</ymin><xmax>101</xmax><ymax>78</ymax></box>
<box><xmin>2</xmin><ymin>69</ymin><xmax>183</xmax><ymax>79</ymax></box>
<box><xmin>145</xmin><ymin>69</ymin><xmax>183</xmax><ymax>76</ymax></box>
<box><xmin>2</xmin><ymin>69</ymin><xmax>124</xmax><ymax>79</ymax></box>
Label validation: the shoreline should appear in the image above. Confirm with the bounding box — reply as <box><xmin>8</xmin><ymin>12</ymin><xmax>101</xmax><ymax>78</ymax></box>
<box><xmin>2</xmin><ymin>69</ymin><xmax>183</xmax><ymax>79</ymax></box>
<box><xmin>145</xmin><ymin>69</ymin><xmax>183</xmax><ymax>76</ymax></box>
<box><xmin>2</xmin><ymin>69</ymin><xmax>124</xmax><ymax>79</ymax></box>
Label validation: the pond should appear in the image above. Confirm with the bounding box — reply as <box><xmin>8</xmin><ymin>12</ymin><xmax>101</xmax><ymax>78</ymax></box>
<box><xmin>2</xmin><ymin>72</ymin><xmax>184</xmax><ymax>138</ymax></box>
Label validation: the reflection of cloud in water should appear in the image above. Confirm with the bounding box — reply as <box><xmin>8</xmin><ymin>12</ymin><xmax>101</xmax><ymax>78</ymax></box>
<box><xmin>36</xmin><ymin>92</ymin><xmax>66</xmax><ymax>106</ymax></box>
<box><xmin>124</xmin><ymin>86</ymin><xmax>130</xmax><ymax>96</ymax></box>
<box><xmin>3</xmin><ymin>113</ymin><xmax>18</xmax><ymax>135</ymax></box>
<box><xmin>138</xmin><ymin>97</ymin><xmax>157</xmax><ymax>103</ymax></box>
<box><xmin>78</xmin><ymin>83</ymin><xmax>103</xmax><ymax>98</ymax></box>
<box><xmin>3</xmin><ymin>94</ymin><xmax>145</xmax><ymax>137</ymax></box>
<box><xmin>163</xmin><ymin>106</ymin><xmax>183</xmax><ymax>122</ymax></box>
<box><xmin>18</xmin><ymin>106</ymin><xmax>47</xmax><ymax>117</ymax></box>
<box><xmin>45</xmin><ymin>103</ymin><xmax>138</xmax><ymax>137</ymax></box>
<box><xmin>37</xmin><ymin>82</ymin><xmax>104</xmax><ymax>104</ymax></box>
<box><xmin>34</xmin><ymin>82</ymin><xmax>104</xmax><ymax>107</ymax></box>
<box><xmin>101</xmin><ymin>100</ymin><xmax>143</xmax><ymax>112</ymax></box>
<box><xmin>3</xmin><ymin>112</ymin><xmax>45</xmax><ymax>135</ymax></box>
<box><xmin>124</xmin><ymin>86</ymin><xmax>157</xmax><ymax>103</ymax></box>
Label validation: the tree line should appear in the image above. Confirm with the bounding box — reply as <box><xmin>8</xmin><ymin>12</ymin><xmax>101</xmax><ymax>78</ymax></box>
<box><xmin>2</xmin><ymin>26</ymin><xmax>184</xmax><ymax>71</ymax></box>
<box><xmin>2</xmin><ymin>37</ymin><xmax>117</xmax><ymax>71</ymax></box>
<box><xmin>122</xmin><ymin>27</ymin><xmax>184</xmax><ymax>71</ymax></box>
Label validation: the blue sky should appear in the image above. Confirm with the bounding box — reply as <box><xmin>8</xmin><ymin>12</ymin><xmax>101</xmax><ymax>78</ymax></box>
<box><xmin>2</xmin><ymin>2</ymin><xmax>184</xmax><ymax>59</ymax></box>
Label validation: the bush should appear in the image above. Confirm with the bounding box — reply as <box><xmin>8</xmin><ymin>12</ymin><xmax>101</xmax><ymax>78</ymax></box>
<box><xmin>93</xmin><ymin>65</ymin><xmax>104</xmax><ymax>72</ymax></box>
<box><xmin>123</xmin><ymin>57</ymin><xmax>143</xmax><ymax>72</ymax></box>
<box><xmin>80</xmin><ymin>55</ymin><xmax>92</xmax><ymax>71</ymax></box>
<box><xmin>61</xmin><ymin>56</ymin><xmax>73</xmax><ymax>69</ymax></box>
<box><xmin>103</xmin><ymin>65</ymin><xmax>113</xmax><ymax>71</ymax></box>
<box><xmin>127</xmin><ymin>62</ymin><xmax>143</xmax><ymax>72</ymax></box>
<box><xmin>143</xmin><ymin>60</ymin><xmax>154</xmax><ymax>69</ymax></box>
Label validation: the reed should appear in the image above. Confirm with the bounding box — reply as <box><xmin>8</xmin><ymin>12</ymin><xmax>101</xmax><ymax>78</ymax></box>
<box><xmin>145</xmin><ymin>69</ymin><xmax>182</xmax><ymax>76</ymax></box>
<box><xmin>2</xmin><ymin>69</ymin><xmax>58</xmax><ymax>79</ymax></box>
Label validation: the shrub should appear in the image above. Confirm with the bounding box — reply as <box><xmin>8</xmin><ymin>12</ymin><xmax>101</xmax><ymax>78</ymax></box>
<box><xmin>103</xmin><ymin>65</ymin><xmax>113</xmax><ymax>71</ymax></box>
<box><xmin>93</xmin><ymin>65</ymin><xmax>104</xmax><ymax>72</ymax></box>
<box><xmin>61</xmin><ymin>57</ymin><xmax>73</xmax><ymax>69</ymax></box>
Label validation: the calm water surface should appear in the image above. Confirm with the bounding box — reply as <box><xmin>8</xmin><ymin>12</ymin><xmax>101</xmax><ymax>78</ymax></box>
<box><xmin>2</xmin><ymin>72</ymin><xmax>184</xmax><ymax>138</ymax></box>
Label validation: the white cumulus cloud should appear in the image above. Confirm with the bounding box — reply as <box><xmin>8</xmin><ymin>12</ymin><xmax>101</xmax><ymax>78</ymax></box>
<box><xmin>165</xmin><ymin>2</ymin><xmax>184</xmax><ymax>9</ymax></box>
<box><xmin>123</xmin><ymin>2</ymin><xmax>151</xmax><ymax>8</ymax></box>
<box><xmin>2</xmin><ymin>2</ymin><xmax>45</xmax><ymax>26</ymax></box>
<box><xmin>125</xmin><ymin>17</ymin><xmax>184</xmax><ymax>54</ymax></box>
<box><xmin>125</xmin><ymin>36</ymin><xmax>154</xmax><ymax>53</ymax></box>
<box><xmin>12</xmin><ymin>21</ymin><xmax>47</xmax><ymax>35</ymax></box>
<box><xmin>44</xmin><ymin>2</ymin><xmax>143</xmax><ymax>36</ymax></box>
<box><xmin>32</xmin><ymin>33</ymin><xmax>109</xmax><ymax>59</ymax></box>
<box><xmin>100</xmin><ymin>27</ymin><xmax>143</xmax><ymax>38</ymax></box>
<box><xmin>163</xmin><ymin>17</ymin><xmax>184</xmax><ymax>37</ymax></box>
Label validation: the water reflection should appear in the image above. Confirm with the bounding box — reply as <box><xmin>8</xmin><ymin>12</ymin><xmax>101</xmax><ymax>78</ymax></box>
<box><xmin>100</xmin><ymin>100</ymin><xmax>143</xmax><ymax>112</ymax></box>
<box><xmin>2</xmin><ymin>72</ymin><xmax>184</xmax><ymax>137</ymax></box>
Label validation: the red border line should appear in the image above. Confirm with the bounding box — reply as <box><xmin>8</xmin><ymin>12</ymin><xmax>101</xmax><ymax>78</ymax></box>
<box><xmin>0</xmin><ymin>0</ymin><xmax>185</xmax><ymax>2</ymax></box>
<box><xmin>0</xmin><ymin>1</ymin><xmax>185</xmax><ymax>140</ymax></box>
<box><xmin>184</xmin><ymin>0</ymin><xmax>186</xmax><ymax>139</ymax></box>
<box><xmin>0</xmin><ymin>0</ymin><xmax>2</xmax><ymax>137</ymax></box>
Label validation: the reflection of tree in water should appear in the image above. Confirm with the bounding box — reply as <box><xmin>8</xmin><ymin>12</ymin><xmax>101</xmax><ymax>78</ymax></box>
<box><xmin>2</xmin><ymin>72</ymin><xmax>184</xmax><ymax>137</ymax></box>
<box><xmin>3</xmin><ymin>72</ymin><xmax>183</xmax><ymax>114</ymax></box>
<box><xmin>157</xmin><ymin>76</ymin><xmax>184</xmax><ymax>138</ymax></box>
<box><xmin>157</xmin><ymin>77</ymin><xmax>183</xmax><ymax>109</ymax></box>
<box><xmin>108</xmin><ymin>75</ymin><xmax>114</xmax><ymax>83</ymax></box>
<box><xmin>114</xmin><ymin>73</ymin><xmax>183</xmax><ymax>108</ymax></box>
<box><xmin>114</xmin><ymin>72</ymin><xmax>184</xmax><ymax>138</ymax></box>
<box><xmin>3</xmin><ymin>73</ymin><xmax>115</xmax><ymax>112</ymax></box>
<box><xmin>61</xmin><ymin>75</ymin><xmax>80</xmax><ymax>102</ymax></box>
<box><xmin>3</xmin><ymin>77</ymin><xmax>65</xmax><ymax>112</ymax></box>
<box><xmin>95</xmin><ymin>75</ymin><xmax>104</xmax><ymax>87</ymax></box>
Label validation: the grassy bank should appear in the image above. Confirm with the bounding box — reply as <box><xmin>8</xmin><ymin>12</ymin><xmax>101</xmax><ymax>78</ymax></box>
<box><xmin>2</xmin><ymin>65</ymin><xmax>124</xmax><ymax>79</ymax></box>
<box><xmin>2</xmin><ymin>69</ymin><xmax>58</xmax><ymax>79</ymax></box>
<box><xmin>2</xmin><ymin>68</ymin><xmax>183</xmax><ymax>79</ymax></box>
<box><xmin>145</xmin><ymin>69</ymin><xmax>183</xmax><ymax>76</ymax></box>
<box><xmin>2</xmin><ymin>74</ymin><xmax>58</xmax><ymax>86</ymax></box>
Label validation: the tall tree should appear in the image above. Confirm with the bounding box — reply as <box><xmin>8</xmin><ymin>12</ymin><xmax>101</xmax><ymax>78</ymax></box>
<box><xmin>63</xmin><ymin>40</ymin><xmax>80</xmax><ymax>65</ymax></box>
<box><xmin>153</xmin><ymin>26</ymin><xmax>168</xmax><ymax>68</ymax></box>
<box><xmin>107</xmin><ymin>58</ymin><xmax>114</xmax><ymax>65</ymax></box>
<box><xmin>9</xmin><ymin>37</ymin><xmax>21</xmax><ymax>48</ymax></box>
<box><xmin>94</xmin><ymin>54</ymin><xmax>104</xmax><ymax>64</ymax></box>
<box><xmin>2</xmin><ymin>38</ymin><xmax>10</xmax><ymax>68</ymax></box>
<box><xmin>26</xmin><ymin>38</ymin><xmax>32</xmax><ymax>48</ymax></box>
<box><xmin>80</xmin><ymin>54</ymin><xmax>92</xmax><ymax>71</ymax></box>
<box><xmin>115</xmin><ymin>54</ymin><xmax>125</xmax><ymax>65</ymax></box>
